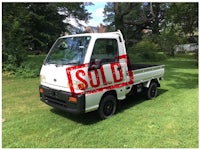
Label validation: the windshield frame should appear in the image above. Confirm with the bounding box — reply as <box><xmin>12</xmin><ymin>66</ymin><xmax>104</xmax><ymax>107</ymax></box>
<box><xmin>44</xmin><ymin>35</ymin><xmax>91</xmax><ymax>65</ymax></box>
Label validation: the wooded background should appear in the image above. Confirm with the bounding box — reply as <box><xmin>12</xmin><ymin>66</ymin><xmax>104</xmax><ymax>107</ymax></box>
<box><xmin>2</xmin><ymin>2</ymin><xmax>198</xmax><ymax>76</ymax></box>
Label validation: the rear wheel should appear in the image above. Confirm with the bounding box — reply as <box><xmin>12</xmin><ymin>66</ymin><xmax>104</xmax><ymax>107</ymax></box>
<box><xmin>98</xmin><ymin>95</ymin><xmax>117</xmax><ymax>119</ymax></box>
<box><xmin>146</xmin><ymin>81</ymin><xmax>158</xmax><ymax>99</ymax></box>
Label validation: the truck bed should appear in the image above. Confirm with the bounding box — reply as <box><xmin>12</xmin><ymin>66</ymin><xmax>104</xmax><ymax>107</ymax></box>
<box><xmin>130</xmin><ymin>64</ymin><xmax>165</xmax><ymax>85</ymax></box>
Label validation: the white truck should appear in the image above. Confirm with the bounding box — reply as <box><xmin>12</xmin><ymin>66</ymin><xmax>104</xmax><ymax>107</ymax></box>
<box><xmin>39</xmin><ymin>30</ymin><xmax>164</xmax><ymax>119</ymax></box>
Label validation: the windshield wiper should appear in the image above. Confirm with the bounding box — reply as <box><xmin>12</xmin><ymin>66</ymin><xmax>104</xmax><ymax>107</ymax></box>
<box><xmin>54</xmin><ymin>62</ymin><xmax>79</xmax><ymax>67</ymax></box>
<box><xmin>44</xmin><ymin>60</ymin><xmax>79</xmax><ymax>66</ymax></box>
<box><xmin>63</xmin><ymin>62</ymin><xmax>79</xmax><ymax>65</ymax></box>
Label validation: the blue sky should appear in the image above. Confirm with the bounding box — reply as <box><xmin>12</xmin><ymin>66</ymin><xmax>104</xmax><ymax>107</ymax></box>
<box><xmin>85</xmin><ymin>2</ymin><xmax>107</xmax><ymax>27</ymax></box>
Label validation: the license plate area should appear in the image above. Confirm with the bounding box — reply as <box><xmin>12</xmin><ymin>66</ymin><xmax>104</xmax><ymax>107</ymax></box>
<box><xmin>49</xmin><ymin>89</ymin><xmax>58</xmax><ymax>98</ymax></box>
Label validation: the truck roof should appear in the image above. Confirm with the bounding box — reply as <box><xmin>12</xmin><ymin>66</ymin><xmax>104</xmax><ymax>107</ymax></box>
<box><xmin>60</xmin><ymin>30</ymin><xmax>123</xmax><ymax>39</ymax></box>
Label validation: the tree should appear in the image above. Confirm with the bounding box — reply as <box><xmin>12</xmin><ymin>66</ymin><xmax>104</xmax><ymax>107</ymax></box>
<box><xmin>2</xmin><ymin>2</ymin><xmax>92</xmax><ymax>69</ymax></box>
<box><xmin>166</xmin><ymin>3</ymin><xmax>198</xmax><ymax>37</ymax></box>
<box><xmin>24</xmin><ymin>3</ymin><xmax>66</xmax><ymax>51</ymax></box>
<box><xmin>158</xmin><ymin>26</ymin><xmax>186</xmax><ymax>56</ymax></box>
<box><xmin>157</xmin><ymin>3</ymin><xmax>198</xmax><ymax>56</ymax></box>
<box><xmin>2</xmin><ymin>3</ymin><xmax>29</xmax><ymax>67</ymax></box>
<box><xmin>103</xmin><ymin>2</ymin><xmax>115</xmax><ymax>31</ymax></box>
<box><xmin>104</xmin><ymin>3</ymin><xmax>145</xmax><ymax>44</ymax></box>
<box><xmin>141</xmin><ymin>3</ymin><xmax>168</xmax><ymax>34</ymax></box>
<box><xmin>103</xmin><ymin>2</ymin><xmax>168</xmax><ymax>45</ymax></box>
<box><xmin>23</xmin><ymin>3</ymin><xmax>92</xmax><ymax>52</ymax></box>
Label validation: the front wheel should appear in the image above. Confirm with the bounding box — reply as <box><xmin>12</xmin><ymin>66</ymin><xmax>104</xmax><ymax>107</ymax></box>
<box><xmin>98</xmin><ymin>95</ymin><xmax>117</xmax><ymax>119</ymax></box>
<box><xmin>146</xmin><ymin>82</ymin><xmax>158</xmax><ymax>99</ymax></box>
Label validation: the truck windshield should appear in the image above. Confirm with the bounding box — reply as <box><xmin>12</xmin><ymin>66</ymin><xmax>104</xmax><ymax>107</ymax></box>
<box><xmin>45</xmin><ymin>36</ymin><xmax>91</xmax><ymax>65</ymax></box>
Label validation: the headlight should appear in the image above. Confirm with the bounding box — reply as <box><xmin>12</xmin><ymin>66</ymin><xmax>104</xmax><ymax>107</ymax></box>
<box><xmin>40</xmin><ymin>75</ymin><xmax>46</xmax><ymax>83</ymax></box>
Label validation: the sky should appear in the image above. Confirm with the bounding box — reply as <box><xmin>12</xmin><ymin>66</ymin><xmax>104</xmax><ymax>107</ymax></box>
<box><xmin>85</xmin><ymin>2</ymin><xmax>107</xmax><ymax>27</ymax></box>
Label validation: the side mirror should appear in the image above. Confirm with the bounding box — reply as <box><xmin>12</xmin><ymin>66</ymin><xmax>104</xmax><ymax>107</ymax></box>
<box><xmin>88</xmin><ymin>59</ymin><xmax>101</xmax><ymax>70</ymax></box>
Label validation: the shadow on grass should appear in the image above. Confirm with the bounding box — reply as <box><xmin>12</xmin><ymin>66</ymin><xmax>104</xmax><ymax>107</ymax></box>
<box><xmin>167</xmin><ymin>72</ymin><xmax>198</xmax><ymax>89</ymax></box>
<box><xmin>118</xmin><ymin>89</ymin><xmax>168</xmax><ymax>113</ymax></box>
<box><xmin>164</xmin><ymin>57</ymin><xmax>198</xmax><ymax>89</ymax></box>
<box><xmin>50</xmin><ymin>108</ymin><xmax>101</xmax><ymax>125</ymax></box>
<box><xmin>50</xmin><ymin>88</ymin><xmax>168</xmax><ymax>125</ymax></box>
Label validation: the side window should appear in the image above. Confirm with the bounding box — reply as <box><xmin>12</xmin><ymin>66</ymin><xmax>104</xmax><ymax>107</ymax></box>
<box><xmin>91</xmin><ymin>39</ymin><xmax>119</xmax><ymax>64</ymax></box>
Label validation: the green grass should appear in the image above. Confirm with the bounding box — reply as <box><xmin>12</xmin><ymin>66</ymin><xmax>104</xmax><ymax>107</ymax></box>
<box><xmin>2</xmin><ymin>54</ymin><xmax>198</xmax><ymax>148</ymax></box>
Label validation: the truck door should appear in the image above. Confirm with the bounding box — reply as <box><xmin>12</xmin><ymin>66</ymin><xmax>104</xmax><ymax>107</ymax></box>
<box><xmin>89</xmin><ymin>38</ymin><xmax>127</xmax><ymax>99</ymax></box>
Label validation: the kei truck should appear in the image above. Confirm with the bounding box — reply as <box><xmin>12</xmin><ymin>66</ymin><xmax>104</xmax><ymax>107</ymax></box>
<box><xmin>39</xmin><ymin>30</ymin><xmax>165</xmax><ymax>119</ymax></box>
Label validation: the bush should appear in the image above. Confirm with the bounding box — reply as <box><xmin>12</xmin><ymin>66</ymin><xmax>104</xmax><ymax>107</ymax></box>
<box><xmin>3</xmin><ymin>62</ymin><xmax>39</xmax><ymax>78</ymax></box>
<box><xmin>128</xmin><ymin>40</ymin><xmax>167</xmax><ymax>62</ymax></box>
<box><xmin>14</xmin><ymin>63</ymin><xmax>39</xmax><ymax>78</ymax></box>
<box><xmin>154</xmin><ymin>27</ymin><xmax>188</xmax><ymax>56</ymax></box>
<box><xmin>2</xmin><ymin>55</ymin><xmax>45</xmax><ymax>78</ymax></box>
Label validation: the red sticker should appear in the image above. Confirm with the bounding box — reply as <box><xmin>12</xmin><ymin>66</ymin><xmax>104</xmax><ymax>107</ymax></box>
<box><xmin>66</xmin><ymin>54</ymin><xmax>134</xmax><ymax>96</ymax></box>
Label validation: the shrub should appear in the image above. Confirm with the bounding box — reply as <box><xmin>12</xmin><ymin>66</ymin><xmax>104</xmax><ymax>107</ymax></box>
<box><xmin>3</xmin><ymin>62</ymin><xmax>39</xmax><ymax>78</ymax></box>
<box><xmin>14</xmin><ymin>62</ymin><xmax>39</xmax><ymax>78</ymax></box>
<box><xmin>155</xmin><ymin>27</ymin><xmax>188</xmax><ymax>56</ymax></box>
<box><xmin>128</xmin><ymin>40</ymin><xmax>167</xmax><ymax>62</ymax></box>
<box><xmin>2</xmin><ymin>55</ymin><xmax>45</xmax><ymax>78</ymax></box>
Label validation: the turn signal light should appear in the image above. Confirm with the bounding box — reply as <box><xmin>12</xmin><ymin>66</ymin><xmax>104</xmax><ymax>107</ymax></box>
<box><xmin>39</xmin><ymin>88</ymin><xmax>44</xmax><ymax>94</ymax></box>
<box><xmin>69</xmin><ymin>97</ymin><xmax>77</xmax><ymax>103</ymax></box>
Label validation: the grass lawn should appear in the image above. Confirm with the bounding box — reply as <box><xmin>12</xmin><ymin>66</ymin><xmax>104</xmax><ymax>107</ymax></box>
<box><xmin>2</xmin><ymin>54</ymin><xmax>198</xmax><ymax>148</ymax></box>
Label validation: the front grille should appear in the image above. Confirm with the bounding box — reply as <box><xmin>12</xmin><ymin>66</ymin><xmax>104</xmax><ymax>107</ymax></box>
<box><xmin>45</xmin><ymin>96</ymin><xmax>67</xmax><ymax>107</ymax></box>
<box><xmin>40</xmin><ymin>86</ymin><xmax>71</xmax><ymax>107</ymax></box>
<box><xmin>40</xmin><ymin>85</ymin><xmax>85</xmax><ymax>114</ymax></box>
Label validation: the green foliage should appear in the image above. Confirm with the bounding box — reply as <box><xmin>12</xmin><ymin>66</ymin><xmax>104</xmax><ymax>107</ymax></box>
<box><xmin>25</xmin><ymin>3</ymin><xmax>66</xmax><ymax>51</ymax></box>
<box><xmin>103</xmin><ymin>2</ymin><xmax>114</xmax><ymax>26</ymax></box>
<box><xmin>2</xmin><ymin>64</ymin><xmax>38</xmax><ymax>78</ymax></box>
<box><xmin>14</xmin><ymin>62</ymin><xmax>39</xmax><ymax>78</ymax></box>
<box><xmin>2</xmin><ymin>2</ymin><xmax>92</xmax><ymax>71</ymax></box>
<box><xmin>103</xmin><ymin>2</ymin><xmax>168</xmax><ymax>44</ymax></box>
<box><xmin>128</xmin><ymin>40</ymin><xmax>167</xmax><ymax>62</ymax></box>
<box><xmin>157</xmin><ymin>27</ymin><xmax>187</xmax><ymax>56</ymax></box>
<box><xmin>166</xmin><ymin>3</ymin><xmax>198</xmax><ymax>35</ymax></box>
<box><xmin>103</xmin><ymin>2</ymin><xmax>198</xmax><ymax>49</ymax></box>
<box><xmin>3</xmin><ymin>55</ymin><xmax>46</xmax><ymax>78</ymax></box>
<box><xmin>2</xmin><ymin>3</ymin><xmax>29</xmax><ymax>66</ymax></box>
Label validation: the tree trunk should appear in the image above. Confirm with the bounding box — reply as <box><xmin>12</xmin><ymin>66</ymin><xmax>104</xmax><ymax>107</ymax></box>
<box><xmin>114</xmin><ymin>3</ymin><xmax>124</xmax><ymax>35</ymax></box>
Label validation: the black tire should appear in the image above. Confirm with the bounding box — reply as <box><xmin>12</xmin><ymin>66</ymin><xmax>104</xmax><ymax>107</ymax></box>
<box><xmin>146</xmin><ymin>82</ymin><xmax>158</xmax><ymax>99</ymax></box>
<box><xmin>98</xmin><ymin>95</ymin><xmax>117</xmax><ymax>119</ymax></box>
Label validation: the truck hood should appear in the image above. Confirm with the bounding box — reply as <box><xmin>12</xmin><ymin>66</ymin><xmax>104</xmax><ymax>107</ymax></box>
<box><xmin>40</xmin><ymin>64</ymin><xmax>73</xmax><ymax>91</ymax></box>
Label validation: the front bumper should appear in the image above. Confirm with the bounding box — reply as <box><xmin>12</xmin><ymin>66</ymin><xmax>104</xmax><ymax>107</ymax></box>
<box><xmin>39</xmin><ymin>85</ymin><xmax>85</xmax><ymax>114</ymax></box>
